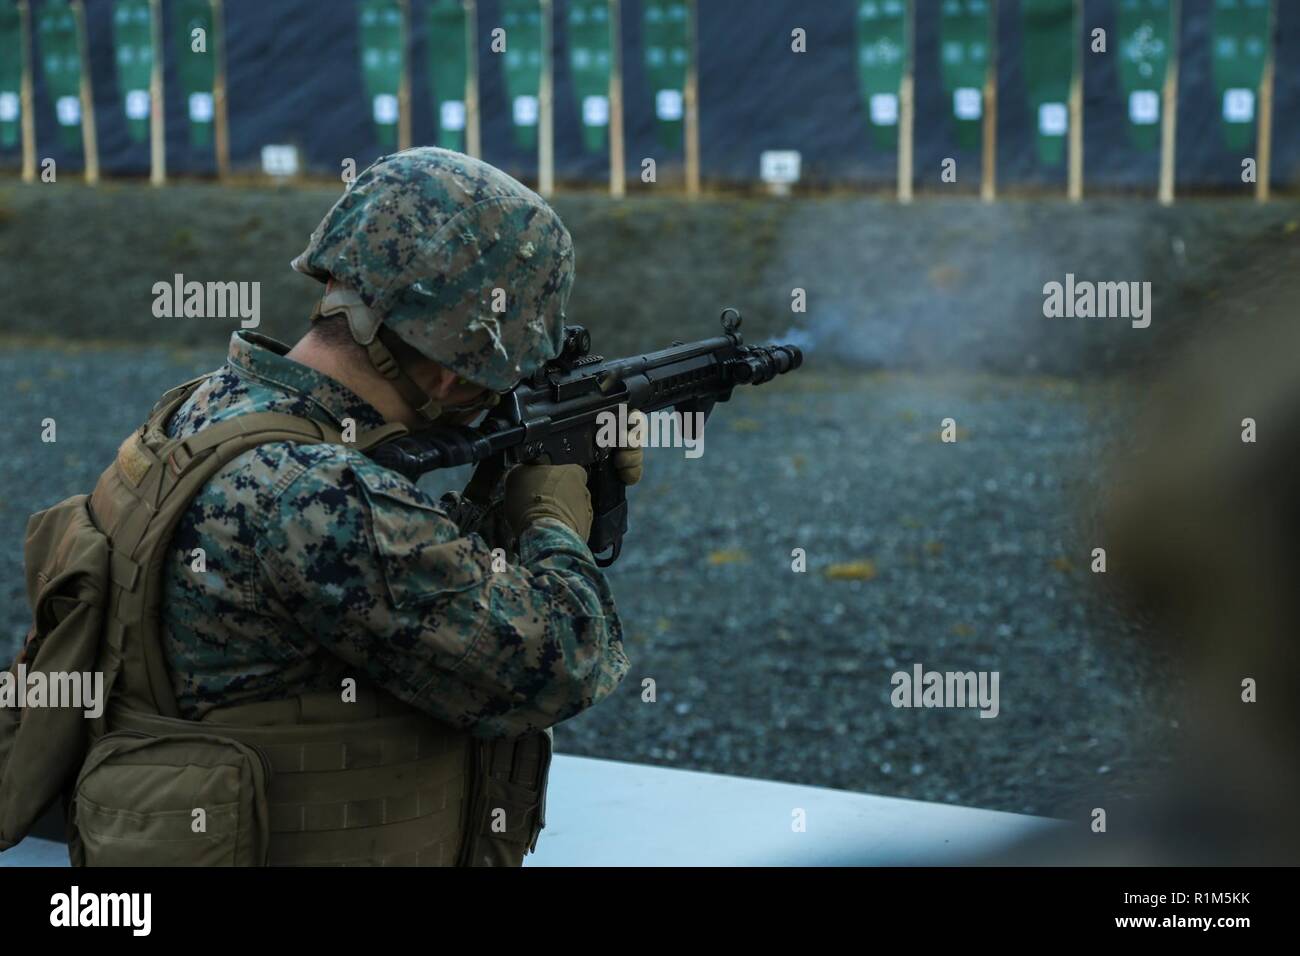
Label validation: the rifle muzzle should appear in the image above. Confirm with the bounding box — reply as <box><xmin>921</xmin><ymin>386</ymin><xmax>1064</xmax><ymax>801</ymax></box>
<box><xmin>729</xmin><ymin>344</ymin><xmax>804</xmax><ymax>385</ymax></box>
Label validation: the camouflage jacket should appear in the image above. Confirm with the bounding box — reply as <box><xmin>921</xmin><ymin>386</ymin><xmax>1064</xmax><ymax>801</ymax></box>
<box><xmin>159</xmin><ymin>331</ymin><xmax>629</xmax><ymax>737</ymax></box>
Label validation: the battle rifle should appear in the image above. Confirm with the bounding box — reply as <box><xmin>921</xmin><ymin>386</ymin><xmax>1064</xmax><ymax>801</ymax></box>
<box><xmin>369</xmin><ymin>309</ymin><xmax>803</xmax><ymax>565</ymax></box>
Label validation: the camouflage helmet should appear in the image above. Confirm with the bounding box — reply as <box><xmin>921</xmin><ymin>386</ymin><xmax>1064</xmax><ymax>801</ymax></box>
<box><xmin>291</xmin><ymin>147</ymin><xmax>574</xmax><ymax>393</ymax></box>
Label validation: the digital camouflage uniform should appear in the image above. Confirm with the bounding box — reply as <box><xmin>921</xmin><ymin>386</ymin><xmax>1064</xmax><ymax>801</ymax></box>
<box><xmin>161</xmin><ymin>148</ymin><xmax>629</xmax><ymax>739</ymax></box>
<box><xmin>159</xmin><ymin>332</ymin><xmax>628</xmax><ymax>737</ymax></box>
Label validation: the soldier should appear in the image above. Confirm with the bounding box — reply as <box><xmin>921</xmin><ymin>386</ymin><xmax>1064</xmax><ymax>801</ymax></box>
<box><xmin>42</xmin><ymin>147</ymin><xmax>640</xmax><ymax>867</ymax></box>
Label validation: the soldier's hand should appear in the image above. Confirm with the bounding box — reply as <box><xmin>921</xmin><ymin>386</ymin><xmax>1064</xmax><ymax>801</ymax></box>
<box><xmin>505</xmin><ymin>463</ymin><xmax>594</xmax><ymax>540</ymax></box>
<box><xmin>614</xmin><ymin>410</ymin><xmax>646</xmax><ymax>485</ymax></box>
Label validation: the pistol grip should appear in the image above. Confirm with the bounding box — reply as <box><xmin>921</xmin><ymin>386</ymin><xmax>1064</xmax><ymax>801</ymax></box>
<box><xmin>586</xmin><ymin>457</ymin><xmax>628</xmax><ymax>567</ymax></box>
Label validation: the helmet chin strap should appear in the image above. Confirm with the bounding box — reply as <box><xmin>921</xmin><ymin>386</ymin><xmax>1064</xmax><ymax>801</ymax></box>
<box><xmin>311</xmin><ymin>284</ymin><xmax>443</xmax><ymax>423</ymax></box>
<box><xmin>366</xmin><ymin>326</ymin><xmax>445</xmax><ymax>423</ymax></box>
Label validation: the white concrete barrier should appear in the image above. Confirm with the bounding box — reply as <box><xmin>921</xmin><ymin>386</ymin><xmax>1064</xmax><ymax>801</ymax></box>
<box><xmin>531</xmin><ymin>755</ymin><xmax>1064</xmax><ymax>866</ymax></box>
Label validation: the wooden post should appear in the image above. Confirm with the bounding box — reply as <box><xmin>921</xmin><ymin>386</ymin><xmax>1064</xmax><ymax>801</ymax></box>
<box><xmin>149</xmin><ymin>0</ymin><xmax>165</xmax><ymax>185</ymax></box>
<box><xmin>980</xmin><ymin>0</ymin><xmax>998</xmax><ymax>202</ymax></box>
<box><xmin>683</xmin><ymin>0</ymin><xmax>700</xmax><ymax>196</ymax></box>
<box><xmin>1067</xmin><ymin>0</ymin><xmax>1082</xmax><ymax>201</ymax></box>
<box><xmin>18</xmin><ymin>0</ymin><xmax>36</xmax><ymax>183</ymax></box>
<box><xmin>464</xmin><ymin>0</ymin><xmax>480</xmax><ymax>157</ymax></box>
<box><xmin>608</xmin><ymin>0</ymin><xmax>625</xmax><ymax>197</ymax></box>
<box><xmin>538</xmin><ymin>0</ymin><xmax>554</xmax><ymax>196</ymax></box>
<box><xmin>398</xmin><ymin>0</ymin><xmax>412</xmax><ymax>150</ymax></box>
<box><xmin>1157</xmin><ymin>0</ymin><xmax>1180</xmax><ymax>206</ymax></box>
<box><xmin>70</xmin><ymin>1</ymin><xmax>99</xmax><ymax>183</ymax></box>
<box><xmin>897</xmin><ymin>0</ymin><xmax>914</xmax><ymax>203</ymax></box>
<box><xmin>1255</xmin><ymin>0</ymin><xmax>1275</xmax><ymax>202</ymax></box>
<box><xmin>212</xmin><ymin>0</ymin><xmax>230</xmax><ymax>179</ymax></box>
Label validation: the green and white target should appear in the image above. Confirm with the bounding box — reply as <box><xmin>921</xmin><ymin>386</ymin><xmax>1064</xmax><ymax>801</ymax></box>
<box><xmin>1116</xmin><ymin>0</ymin><xmax>1171</xmax><ymax>151</ymax></box>
<box><xmin>359</xmin><ymin>0</ymin><xmax>403</xmax><ymax>148</ymax></box>
<box><xmin>502</xmin><ymin>0</ymin><xmax>541</xmax><ymax>150</ymax></box>
<box><xmin>855</xmin><ymin>0</ymin><xmax>906</xmax><ymax>151</ymax></box>
<box><xmin>37</xmin><ymin>0</ymin><xmax>81</xmax><ymax>148</ymax></box>
<box><xmin>1211</xmin><ymin>0</ymin><xmax>1270</xmax><ymax>151</ymax></box>
<box><xmin>174</xmin><ymin>0</ymin><xmax>214</xmax><ymax>148</ymax></box>
<box><xmin>111</xmin><ymin>0</ymin><xmax>152</xmax><ymax>144</ymax></box>
<box><xmin>569</xmin><ymin>0</ymin><xmax>610</xmax><ymax>153</ymax></box>
<box><xmin>1020</xmin><ymin>0</ymin><xmax>1074</xmax><ymax>166</ymax></box>
<box><xmin>939</xmin><ymin>0</ymin><xmax>989</xmax><ymax>150</ymax></box>
<box><xmin>428</xmin><ymin>0</ymin><xmax>467</xmax><ymax>151</ymax></box>
<box><xmin>643</xmin><ymin>0</ymin><xmax>687</xmax><ymax>151</ymax></box>
<box><xmin>0</xmin><ymin>0</ymin><xmax>21</xmax><ymax>148</ymax></box>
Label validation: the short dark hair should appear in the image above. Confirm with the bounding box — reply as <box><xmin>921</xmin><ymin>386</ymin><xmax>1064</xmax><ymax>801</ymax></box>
<box><xmin>311</xmin><ymin>313</ymin><xmax>437</xmax><ymax>373</ymax></box>
<box><xmin>311</xmin><ymin>314</ymin><xmax>360</xmax><ymax>349</ymax></box>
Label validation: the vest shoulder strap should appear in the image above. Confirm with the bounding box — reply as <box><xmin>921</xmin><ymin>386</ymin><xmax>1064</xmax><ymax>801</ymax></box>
<box><xmin>91</xmin><ymin>380</ymin><xmax>409</xmax><ymax>719</ymax></box>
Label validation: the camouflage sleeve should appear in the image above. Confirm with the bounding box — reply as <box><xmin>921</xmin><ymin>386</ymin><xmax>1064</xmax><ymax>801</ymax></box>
<box><xmin>256</xmin><ymin>448</ymin><xmax>630</xmax><ymax>738</ymax></box>
<box><xmin>436</xmin><ymin>489</ymin><xmax>515</xmax><ymax>552</ymax></box>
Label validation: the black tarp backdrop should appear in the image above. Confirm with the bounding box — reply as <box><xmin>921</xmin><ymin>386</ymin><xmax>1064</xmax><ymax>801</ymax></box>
<box><xmin>2</xmin><ymin>0</ymin><xmax>1297</xmax><ymax>191</ymax></box>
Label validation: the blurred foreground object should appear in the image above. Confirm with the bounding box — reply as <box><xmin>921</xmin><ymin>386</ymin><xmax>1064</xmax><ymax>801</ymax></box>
<box><xmin>999</xmin><ymin>278</ymin><xmax>1300</xmax><ymax>865</ymax></box>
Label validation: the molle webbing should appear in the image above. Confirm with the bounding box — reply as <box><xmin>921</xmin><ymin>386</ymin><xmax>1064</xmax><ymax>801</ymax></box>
<box><xmin>109</xmin><ymin>692</ymin><xmax>470</xmax><ymax>867</ymax></box>
<box><xmin>79</xmin><ymin>379</ymin><xmax>549</xmax><ymax>867</ymax></box>
<box><xmin>86</xmin><ymin>380</ymin><xmax>479</xmax><ymax>866</ymax></box>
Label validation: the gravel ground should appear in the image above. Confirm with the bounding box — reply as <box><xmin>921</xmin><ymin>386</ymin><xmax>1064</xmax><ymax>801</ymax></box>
<box><xmin>1</xmin><ymin>343</ymin><xmax>1177</xmax><ymax>819</ymax></box>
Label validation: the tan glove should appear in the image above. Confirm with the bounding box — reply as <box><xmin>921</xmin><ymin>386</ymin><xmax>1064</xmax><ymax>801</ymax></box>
<box><xmin>505</xmin><ymin>463</ymin><xmax>594</xmax><ymax>540</ymax></box>
<box><xmin>613</xmin><ymin>448</ymin><xmax>643</xmax><ymax>485</ymax></box>
<box><xmin>613</xmin><ymin>410</ymin><xmax>647</xmax><ymax>485</ymax></box>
